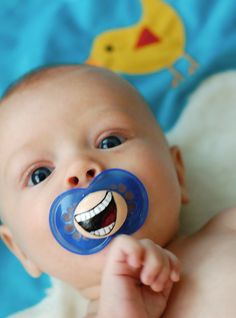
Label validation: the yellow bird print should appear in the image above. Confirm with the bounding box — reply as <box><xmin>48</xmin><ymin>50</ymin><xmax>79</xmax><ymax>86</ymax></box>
<box><xmin>87</xmin><ymin>0</ymin><xmax>198</xmax><ymax>86</ymax></box>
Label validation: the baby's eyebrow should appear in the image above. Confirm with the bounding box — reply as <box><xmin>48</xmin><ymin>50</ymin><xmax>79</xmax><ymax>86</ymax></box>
<box><xmin>4</xmin><ymin>144</ymin><xmax>38</xmax><ymax>180</ymax></box>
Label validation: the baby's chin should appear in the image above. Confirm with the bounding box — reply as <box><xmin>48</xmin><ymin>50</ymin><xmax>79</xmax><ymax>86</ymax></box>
<box><xmin>74</xmin><ymin>245</ymin><xmax>109</xmax><ymax>297</ymax></box>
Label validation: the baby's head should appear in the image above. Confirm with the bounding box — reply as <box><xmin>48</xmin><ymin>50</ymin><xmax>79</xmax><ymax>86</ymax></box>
<box><xmin>0</xmin><ymin>65</ymin><xmax>188</xmax><ymax>297</ymax></box>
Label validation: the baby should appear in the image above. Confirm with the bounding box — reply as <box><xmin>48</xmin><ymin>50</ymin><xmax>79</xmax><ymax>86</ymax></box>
<box><xmin>0</xmin><ymin>65</ymin><xmax>236</xmax><ymax>318</ymax></box>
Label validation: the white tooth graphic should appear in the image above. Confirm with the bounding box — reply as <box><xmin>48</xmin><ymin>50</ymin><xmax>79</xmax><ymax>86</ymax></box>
<box><xmin>75</xmin><ymin>191</ymin><xmax>114</xmax><ymax>224</ymax></box>
<box><xmin>105</xmin><ymin>192</ymin><xmax>112</xmax><ymax>204</ymax></box>
<box><xmin>90</xmin><ymin>222</ymin><xmax>116</xmax><ymax>237</ymax></box>
<box><xmin>103</xmin><ymin>200</ymin><xmax>108</xmax><ymax>207</ymax></box>
<box><xmin>110</xmin><ymin>222</ymin><xmax>115</xmax><ymax>230</ymax></box>
<box><xmin>99</xmin><ymin>203</ymin><xmax>106</xmax><ymax>210</ymax></box>
<box><xmin>83</xmin><ymin>213</ymin><xmax>88</xmax><ymax>221</ymax></box>
<box><xmin>80</xmin><ymin>214</ymin><xmax>86</xmax><ymax>222</ymax></box>
<box><xmin>90</xmin><ymin>210</ymin><xmax>96</xmax><ymax>218</ymax></box>
<box><xmin>94</xmin><ymin>205</ymin><xmax>102</xmax><ymax>215</ymax></box>
<box><xmin>75</xmin><ymin>213</ymin><xmax>87</xmax><ymax>223</ymax></box>
<box><xmin>100</xmin><ymin>228</ymin><xmax>106</xmax><ymax>236</ymax></box>
<box><xmin>105</xmin><ymin>198</ymin><xmax>110</xmax><ymax>205</ymax></box>
<box><xmin>86</xmin><ymin>211</ymin><xmax>92</xmax><ymax>221</ymax></box>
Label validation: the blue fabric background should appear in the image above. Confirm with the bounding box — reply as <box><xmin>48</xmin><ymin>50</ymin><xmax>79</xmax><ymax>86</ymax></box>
<box><xmin>0</xmin><ymin>0</ymin><xmax>235</xmax><ymax>316</ymax></box>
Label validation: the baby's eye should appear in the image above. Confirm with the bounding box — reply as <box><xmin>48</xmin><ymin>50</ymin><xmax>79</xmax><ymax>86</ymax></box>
<box><xmin>98</xmin><ymin>136</ymin><xmax>125</xmax><ymax>149</ymax></box>
<box><xmin>28</xmin><ymin>167</ymin><xmax>54</xmax><ymax>186</ymax></box>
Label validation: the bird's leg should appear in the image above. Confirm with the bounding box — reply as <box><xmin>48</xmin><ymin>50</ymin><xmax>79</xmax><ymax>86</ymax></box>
<box><xmin>184</xmin><ymin>53</ymin><xmax>199</xmax><ymax>74</ymax></box>
<box><xmin>169</xmin><ymin>66</ymin><xmax>184</xmax><ymax>87</ymax></box>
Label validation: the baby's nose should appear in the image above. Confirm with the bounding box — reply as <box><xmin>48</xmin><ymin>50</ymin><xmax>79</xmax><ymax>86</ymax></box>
<box><xmin>65</xmin><ymin>160</ymin><xmax>103</xmax><ymax>189</ymax></box>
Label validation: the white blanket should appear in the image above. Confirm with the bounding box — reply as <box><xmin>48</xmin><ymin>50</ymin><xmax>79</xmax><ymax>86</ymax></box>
<box><xmin>10</xmin><ymin>71</ymin><xmax>236</xmax><ymax>317</ymax></box>
<box><xmin>167</xmin><ymin>70</ymin><xmax>236</xmax><ymax>234</ymax></box>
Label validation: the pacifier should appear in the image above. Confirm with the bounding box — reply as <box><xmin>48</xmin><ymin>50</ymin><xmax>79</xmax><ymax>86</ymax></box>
<box><xmin>49</xmin><ymin>169</ymin><xmax>148</xmax><ymax>255</ymax></box>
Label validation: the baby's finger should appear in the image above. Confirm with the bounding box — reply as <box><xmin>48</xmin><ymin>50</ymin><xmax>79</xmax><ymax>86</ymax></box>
<box><xmin>150</xmin><ymin>264</ymin><xmax>171</xmax><ymax>292</ymax></box>
<box><xmin>107</xmin><ymin>235</ymin><xmax>144</xmax><ymax>271</ymax></box>
<box><xmin>165</xmin><ymin>250</ymin><xmax>181</xmax><ymax>282</ymax></box>
<box><xmin>139</xmin><ymin>241</ymin><xmax>169</xmax><ymax>286</ymax></box>
<box><xmin>161</xmin><ymin>279</ymin><xmax>174</xmax><ymax>299</ymax></box>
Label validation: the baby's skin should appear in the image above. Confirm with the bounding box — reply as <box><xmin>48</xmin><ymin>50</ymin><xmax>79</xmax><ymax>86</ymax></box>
<box><xmin>91</xmin><ymin>207</ymin><xmax>236</xmax><ymax>318</ymax></box>
<box><xmin>0</xmin><ymin>65</ymin><xmax>236</xmax><ymax>318</ymax></box>
<box><xmin>164</xmin><ymin>207</ymin><xmax>236</xmax><ymax>317</ymax></box>
<box><xmin>95</xmin><ymin>235</ymin><xmax>180</xmax><ymax>318</ymax></box>
<box><xmin>0</xmin><ymin>65</ymin><xmax>184</xmax><ymax>317</ymax></box>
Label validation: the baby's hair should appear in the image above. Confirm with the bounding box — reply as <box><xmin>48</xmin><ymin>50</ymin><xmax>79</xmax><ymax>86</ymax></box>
<box><xmin>1</xmin><ymin>64</ymin><xmax>89</xmax><ymax>101</ymax></box>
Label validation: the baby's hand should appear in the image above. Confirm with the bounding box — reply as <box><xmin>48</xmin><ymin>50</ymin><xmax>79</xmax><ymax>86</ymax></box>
<box><xmin>97</xmin><ymin>235</ymin><xmax>180</xmax><ymax>318</ymax></box>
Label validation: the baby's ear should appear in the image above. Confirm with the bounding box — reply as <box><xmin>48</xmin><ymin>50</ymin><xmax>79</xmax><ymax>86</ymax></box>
<box><xmin>170</xmin><ymin>146</ymin><xmax>189</xmax><ymax>204</ymax></box>
<box><xmin>0</xmin><ymin>224</ymin><xmax>41</xmax><ymax>278</ymax></box>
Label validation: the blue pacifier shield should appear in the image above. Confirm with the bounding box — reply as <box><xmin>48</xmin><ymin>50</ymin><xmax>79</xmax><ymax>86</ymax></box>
<box><xmin>49</xmin><ymin>169</ymin><xmax>148</xmax><ymax>255</ymax></box>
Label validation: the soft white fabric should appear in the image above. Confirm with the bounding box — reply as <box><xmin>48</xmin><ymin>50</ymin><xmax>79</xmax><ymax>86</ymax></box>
<box><xmin>167</xmin><ymin>71</ymin><xmax>236</xmax><ymax>234</ymax></box>
<box><xmin>9</xmin><ymin>278</ymin><xmax>89</xmax><ymax>318</ymax></box>
<box><xmin>10</xmin><ymin>71</ymin><xmax>236</xmax><ymax>317</ymax></box>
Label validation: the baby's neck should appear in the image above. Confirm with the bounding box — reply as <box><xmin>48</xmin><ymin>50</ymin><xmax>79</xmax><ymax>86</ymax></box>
<box><xmin>79</xmin><ymin>284</ymin><xmax>101</xmax><ymax>301</ymax></box>
<box><xmin>79</xmin><ymin>285</ymin><xmax>100</xmax><ymax>316</ymax></box>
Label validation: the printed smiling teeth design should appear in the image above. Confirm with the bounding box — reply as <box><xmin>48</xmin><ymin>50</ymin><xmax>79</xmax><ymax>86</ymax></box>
<box><xmin>74</xmin><ymin>191</ymin><xmax>112</xmax><ymax>223</ymax></box>
<box><xmin>90</xmin><ymin>222</ymin><xmax>115</xmax><ymax>237</ymax></box>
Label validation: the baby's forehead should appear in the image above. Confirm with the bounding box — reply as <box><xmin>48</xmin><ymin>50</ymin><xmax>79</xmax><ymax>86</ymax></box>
<box><xmin>2</xmin><ymin>65</ymin><xmax>135</xmax><ymax>103</ymax></box>
<box><xmin>2</xmin><ymin>65</ymin><xmax>92</xmax><ymax>100</ymax></box>
<box><xmin>0</xmin><ymin>65</ymin><xmax>162</xmax><ymax>145</ymax></box>
<box><xmin>1</xmin><ymin>65</ymin><xmax>152</xmax><ymax>121</ymax></box>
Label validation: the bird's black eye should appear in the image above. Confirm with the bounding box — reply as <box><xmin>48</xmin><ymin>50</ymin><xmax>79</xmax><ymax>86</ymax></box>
<box><xmin>98</xmin><ymin>136</ymin><xmax>124</xmax><ymax>149</ymax></box>
<box><xmin>28</xmin><ymin>167</ymin><xmax>53</xmax><ymax>186</ymax></box>
<box><xmin>104</xmin><ymin>45</ymin><xmax>114</xmax><ymax>52</ymax></box>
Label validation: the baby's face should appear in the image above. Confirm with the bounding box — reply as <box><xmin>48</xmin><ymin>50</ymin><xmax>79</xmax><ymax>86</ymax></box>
<box><xmin>0</xmin><ymin>67</ymin><xmax>185</xmax><ymax>295</ymax></box>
